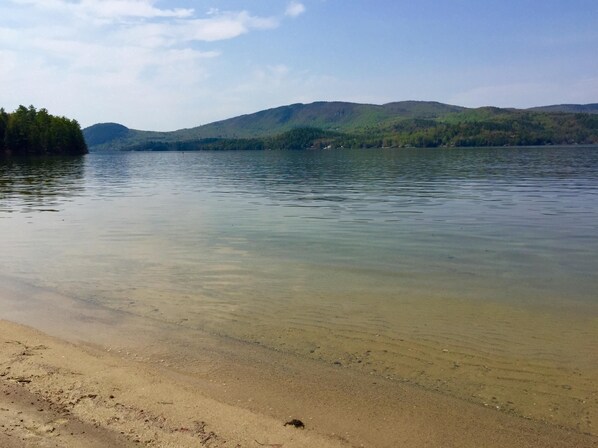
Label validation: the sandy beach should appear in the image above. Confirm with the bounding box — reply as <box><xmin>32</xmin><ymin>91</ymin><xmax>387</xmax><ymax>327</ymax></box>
<box><xmin>0</xmin><ymin>319</ymin><xmax>353</xmax><ymax>448</ymax></box>
<box><xmin>0</xmin><ymin>279</ymin><xmax>596</xmax><ymax>448</ymax></box>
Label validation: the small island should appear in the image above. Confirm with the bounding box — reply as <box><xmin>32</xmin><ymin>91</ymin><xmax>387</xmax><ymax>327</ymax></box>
<box><xmin>0</xmin><ymin>105</ymin><xmax>88</xmax><ymax>156</ymax></box>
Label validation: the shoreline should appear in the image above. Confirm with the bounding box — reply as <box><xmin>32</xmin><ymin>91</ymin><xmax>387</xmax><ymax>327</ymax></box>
<box><xmin>1</xmin><ymin>279</ymin><xmax>597</xmax><ymax>447</ymax></box>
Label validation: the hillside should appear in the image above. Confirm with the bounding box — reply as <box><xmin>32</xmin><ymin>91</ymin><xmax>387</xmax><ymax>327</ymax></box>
<box><xmin>526</xmin><ymin>104</ymin><xmax>598</xmax><ymax>114</ymax></box>
<box><xmin>83</xmin><ymin>101</ymin><xmax>598</xmax><ymax>151</ymax></box>
<box><xmin>84</xmin><ymin>101</ymin><xmax>462</xmax><ymax>151</ymax></box>
<box><xmin>82</xmin><ymin>122</ymin><xmax>131</xmax><ymax>147</ymax></box>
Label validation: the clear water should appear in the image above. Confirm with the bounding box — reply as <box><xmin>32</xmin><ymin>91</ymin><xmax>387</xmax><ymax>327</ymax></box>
<box><xmin>1</xmin><ymin>147</ymin><xmax>597</xmax><ymax>430</ymax></box>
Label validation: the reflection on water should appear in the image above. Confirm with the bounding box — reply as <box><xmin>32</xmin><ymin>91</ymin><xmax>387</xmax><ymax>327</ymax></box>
<box><xmin>0</xmin><ymin>156</ymin><xmax>85</xmax><ymax>213</ymax></box>
<box><xmin>1</xmin><ymin>147</ymin><xmax>597</xmax><ymax>433</ymax></box>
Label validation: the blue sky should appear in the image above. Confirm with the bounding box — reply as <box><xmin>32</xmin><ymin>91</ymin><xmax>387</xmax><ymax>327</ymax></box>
<box><xmin>1</xmin><ymin>1</ymin><xmax>597</xmax><ymax>130</ymax></box>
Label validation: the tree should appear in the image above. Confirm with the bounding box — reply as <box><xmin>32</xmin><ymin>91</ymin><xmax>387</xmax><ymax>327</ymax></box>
<box><xmin>1</xmin><ymin>105</ymin><xmax>88</xmax><ymax>155</ymax></box>
<box><xmin>0</xmin><ymin>108</ymin><xmax>8</xmax><ymax>152</ymax></box>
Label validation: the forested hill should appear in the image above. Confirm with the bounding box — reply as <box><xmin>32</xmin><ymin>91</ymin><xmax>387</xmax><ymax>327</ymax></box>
<box><xmin>1</xmin><ymin>106</ymin><xmax>88</xmax><ymax>156</ymax></box>
<box><xmin>526</xmin><ymin>104</ymin><xmax>598</xmax><ymax>114</ymax></box>
<box><xmin>83</xmin><ymin>101</ymin><xmax>598</xmax><ymax>151</ymax></box>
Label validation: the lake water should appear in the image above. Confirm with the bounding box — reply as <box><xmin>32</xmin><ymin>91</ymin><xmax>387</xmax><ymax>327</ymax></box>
<box><xmin>1</xmin><ymin>146</ymin><xmax>597</xmax><ymax>433</ymax></box>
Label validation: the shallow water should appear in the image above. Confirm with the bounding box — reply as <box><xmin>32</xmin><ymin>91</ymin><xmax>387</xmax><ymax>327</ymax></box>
<box><xmin>1</xmin><ymin>147</ymin><xmax>597</xmax><ymax>432</ymax></box>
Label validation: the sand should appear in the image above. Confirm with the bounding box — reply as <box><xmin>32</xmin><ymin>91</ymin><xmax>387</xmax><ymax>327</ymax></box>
<box><xmin>0</xmin><ymin>320</ymin><xmax>350</xmax><ymax>448</ymax></box>
<box><xmin>0</xmin><ymin>280</ymin><xmax>597</xmax><ymax>447</ymax></box>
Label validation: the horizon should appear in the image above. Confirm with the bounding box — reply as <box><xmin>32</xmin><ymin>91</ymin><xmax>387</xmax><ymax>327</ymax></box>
<box><xmin>2</xmin><ymin>1</ymin><xmax>598</xmax><ymax>131</ymax></box>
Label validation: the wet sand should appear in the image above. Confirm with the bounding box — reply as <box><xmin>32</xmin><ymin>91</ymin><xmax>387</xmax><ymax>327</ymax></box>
<box><xmin>72</xmin><ymin>278</ymin><xmax>598</xmax><ymax>435</ymax></box>
<box><xmin>1</xmin><ymin>279</ymin><xmax>597</xmax><ymax>447</ymax></box>
<box><xmin>0</xmin><ymin>320</ymin><xmax>350</xmax><ymax>448</ymax></box>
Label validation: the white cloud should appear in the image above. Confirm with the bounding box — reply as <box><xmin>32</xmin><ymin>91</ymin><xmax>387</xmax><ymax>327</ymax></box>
<box><xmin>80</xmin><ymin>0</ymin><xmax>193</xmax><ymax>19</ymax></box>
<box><xmin>0</xmin><ymin>0</ymin><xmax>300</xmax><ymax>129</ymax></box>
<box><xmin>285</xmin><ymin>1</ymin><xmax>305</xmax><ymax>18</ymax></box>
<box><xmin>10</xmin><ymin>0</ymin><xmax>194</xmax><ymax>20</ymax></box>
<box><xmin>181</xmin><ymin>12</ymin><xmax>279</xmax><ymax>42</ymax></box>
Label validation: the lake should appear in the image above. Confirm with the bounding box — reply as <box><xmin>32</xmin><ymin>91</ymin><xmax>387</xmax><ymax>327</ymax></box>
<box><xmin>1</xmin><ymin>146</ymin><xmax>597</xmax><ymax>433</ymax></box>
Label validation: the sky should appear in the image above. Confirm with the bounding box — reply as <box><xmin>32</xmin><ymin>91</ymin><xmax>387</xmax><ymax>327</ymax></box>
<box><xmin>1</xmin><ymin>1</ymin><xmax>597</xmax><ymax>130</ymax></box>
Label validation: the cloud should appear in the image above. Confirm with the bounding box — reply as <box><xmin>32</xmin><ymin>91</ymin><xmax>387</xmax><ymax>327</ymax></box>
<box><xmin>5</xmin><ymin>0</ymin><xmax>286</xmax><ymax>38</ymax></box>
<box><xmin>10</xmin><ymin>0</ymin><xmax>194</xmax><ymax>20</ymax></box>
<box><xmin>181</xmin><ymin>12</ymin><xmax>279</xmax><ymax>42</ymax></box>
<box><xmin>0</xmin><ymin>0</ymin><xmax>296</xmax><ymax>129</ymax></box>
<box><xmin>75</xmin><ymin>0</ymin><xmax>193</xmax><ymax>20</ymax></box>
<box><xmin>285</xmin><ymin>1</ymin><xmax>306</xmax><ymax>18</ymax></box>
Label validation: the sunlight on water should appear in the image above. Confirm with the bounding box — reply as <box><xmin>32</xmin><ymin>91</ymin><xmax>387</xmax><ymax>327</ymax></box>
<box><xmin>1</xmin><ymin>147</ymin><xmax>597</xmax><ymax>432</ymax></box>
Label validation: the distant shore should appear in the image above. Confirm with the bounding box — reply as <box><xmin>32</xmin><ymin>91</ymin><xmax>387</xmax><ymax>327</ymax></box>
<box><xmin>0</xmin><ymin>279</ymin><xmax>596</xmax><ymax>447</ymax></box>
<box><xmin>83</xmin><ymin>101</ymin><xmax>598</xmax><ymax>152</ymax></box>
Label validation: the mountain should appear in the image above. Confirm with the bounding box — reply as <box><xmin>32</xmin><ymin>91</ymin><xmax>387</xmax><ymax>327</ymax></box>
<box><xmin>526</xmin><ymin>104</ymin><xmax>598</xmax><ymax>114</ymax></box>
<box><xmin>82</xmin><ymin>122</ymin><xmax>130</xmax><ymax>147</ymax></box>
<box><xmin>84</xmin><ymin>101</ymin><xmax>465</xmax><ymax>151</ymax></box>
<box><xmin>83</xmin><ymin>101</ymin><xmax>598</xmax><ymax>151</ymax></box>
<box><xmin>183</xmin><ymin>101</ymin><xmax>467</xmax><ymax>138</ymax></box>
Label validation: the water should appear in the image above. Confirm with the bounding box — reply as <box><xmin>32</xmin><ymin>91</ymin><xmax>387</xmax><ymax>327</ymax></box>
<box><xmin>1</xmin><ymin>147</ymin><xmax>597</xmax><ymax>431</ymax></box>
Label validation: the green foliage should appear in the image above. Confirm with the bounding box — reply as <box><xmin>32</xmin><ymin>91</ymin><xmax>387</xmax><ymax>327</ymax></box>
<box><xmin>124</xmin><ymin>128</ymin><xmax>339</xmax><ymax>152</ymax></box>
<box><xmin>128</xmin><ymin>138</ymin><xmax>265</xmax><ymax>152</ymax></box>
<box><xmin>1</xmin><ymin>105</ymin><xmax>88</xmax><ymax>156</ymax></box>
<box><xmin>266</xmin><ymin>127</ymin><xmax>338</xmax><ymax>150</ymax></box>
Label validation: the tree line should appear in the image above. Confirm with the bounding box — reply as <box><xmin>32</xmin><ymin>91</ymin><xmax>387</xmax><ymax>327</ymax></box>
<box><xmin>127</xmin><ymin>127</ymin><xmax>339</xmax><ymax>152</ymax></box>
<box><xmin>0</xmin><ymin>105</ymin><xmax>88</xmax><ymax>156</ymax></box>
